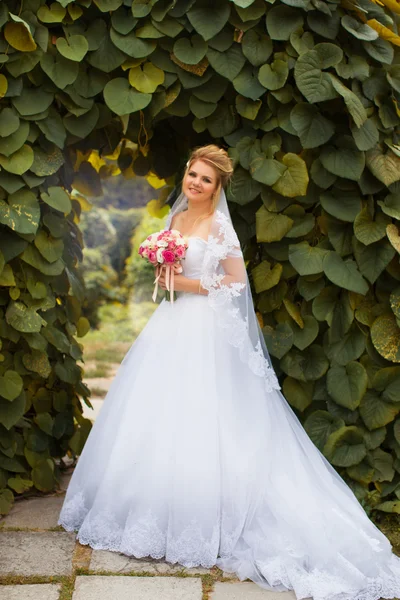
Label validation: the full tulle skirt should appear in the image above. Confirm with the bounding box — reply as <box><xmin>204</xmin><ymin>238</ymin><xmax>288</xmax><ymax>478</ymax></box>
<box><xmin>59</xmin><ymin>293</ymin><xmax>400</xmax><ymax>600</ymax></box>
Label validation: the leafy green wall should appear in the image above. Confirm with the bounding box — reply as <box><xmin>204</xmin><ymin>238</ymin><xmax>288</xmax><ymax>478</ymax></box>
<box><xmin>1</xmin><ymin>0</ymin><xmax>400</xmax><ymax>515</ymax></box>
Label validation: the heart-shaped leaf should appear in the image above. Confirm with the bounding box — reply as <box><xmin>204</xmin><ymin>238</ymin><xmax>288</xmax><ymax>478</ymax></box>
<box><xmin>258</xmin><ymin>60</ymin><xmax>289</xmax><ymax>91</ymax></box>
<box><xmin>40</xmin><ymin>53</ymin><xmax>79</xmax><ymax>89</ymax></box>
<box><xmin>4</xmin><ymin>15</ymin><xmax>37</xmax><ymax>52</ymax></box>
<box><xmin>0</xmin><ymin>189</ymin><xmax>39</xmax><ymax>235</ymax></box>
<box><xmin>37</xmin><ymin>2</ymin><xmax>67</xmax><ymax>23</ymax></box>
<box><xmin>56</xmin><ymin>35</ymin><xmax>89</xmax><ymax>62</ymax></box>
<box><xmin>272</xmin><ymin>153</ymin><xmax>309</xmax><ymax>197</ymax></box>
<box><xmin>104</xmin><ymin>77</ymin><xmax>152</xmax><ymax>115</ymax></box>
<box><xmin>0</xmin><ymin>370</ymin><xmax>23</xmax><ymax>401</ymax></box>
<box><xmin>387</xmin><ymin>224</ymin><xmax>400</xmax><ymax>254</ymax></box>
<box><xmin>0</xmin><ymin>145</ymin><xmax>34</xmax><ymax>175</ymax></box>
<box><xmin>173</xmin><ymin>35</ymin><xmax>207</xmax><ymax>65</ymax></box>
<box><xmin>290</xmin><ymin>103</ymin><xmax>334</xmax><ymax>149</ymax></box>
<box><xmin>323</xmin><ymin>252</ymin><xmax>369</xmax><ymax>295</ymax></box>
<box><xmin>40</xmin><ymin>186</ymin><xmax>72</xmax><ymax>214</ymax></box>
<box><xmin>129</xmin><ymin>62</ymin><xmax>164</xmax><ymax>93</ymax></box>
<box><xmin>187</xmin><ymin>0</ymin><xmax>231</xmax><ymax>41</ymax></box>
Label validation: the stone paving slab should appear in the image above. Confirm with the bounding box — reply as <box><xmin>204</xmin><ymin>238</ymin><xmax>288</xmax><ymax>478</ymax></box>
<box><xmin>0</xmin><ymin>531</ymin><xmax>76</xmax><ymax>576</ymax></box>
<box><xmin>1</xmin><ymin>584</ymin><xmax>61</xmax><ymax>600</ymax></box>
<box><xmin>72</xmin><ymin>575</ymin><xmax>202</xmax><ymax>600</ymax></box>
<box><xmin>89</xmin><ymin>549</ymin><xmax>210</xmax><ymax>575</ymax></box>
<box><xmin>211</xmin><ymin>582</ymin><xmax>298</xmax><ymax>600</ymax></box>
<box><xmin>2</xmin><ymin>496</ymin><xmax>65</xmax><ymax>530</ymax></box>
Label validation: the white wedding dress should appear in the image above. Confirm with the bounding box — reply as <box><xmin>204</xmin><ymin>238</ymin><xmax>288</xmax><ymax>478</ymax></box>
<box><xmin>59</xmin><ymin>236</ymin><xmax>400</xmax><ymax>600</ymax></box>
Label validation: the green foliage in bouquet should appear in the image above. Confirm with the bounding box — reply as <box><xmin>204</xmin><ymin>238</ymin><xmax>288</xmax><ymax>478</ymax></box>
<box><xmin>1</xmin><ymin>0</ymin><xmax>400</xmax><ymax>515</ymax></box>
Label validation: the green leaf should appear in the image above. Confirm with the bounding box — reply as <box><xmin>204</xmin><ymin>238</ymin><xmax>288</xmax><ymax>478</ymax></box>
<box><xmin>207</xmin><ymin>43</ymin><xmax>246</xmax><ymax>81</ymax></box>
<box><xmin>256</xmin><ymin>205</ymin><xmax>293</xmax><ymax>242</ymax></box>
<box><xmin>360</xmin><ymin>390</ymin><xmax>399</xmax><ymax>430</ymax></box>
<box><xmin>281</xmin><ymin>344</ymin><xmax>329</xmax><ymax>381</ymax></box>
<box><xmin>0</xmin><ymin>145</ymin><xmax>34</xmax><ymax>175</ymax></box>
<box><xmin>242</xmin><ymin>30</ymin><xmax>272</xmax><ymax>66</ymax></box>
<box><xmin>327</xmin><ymin>362</ymin><xmax>368</xmax><ymax>410</ymax></box>
<box><xmin>235</xmin><ymin>95</ymin><xmax>261</xmax><ymax>120</ymax></box>
<box><xmin>325</xmin><ymin>323</ymin><xmax>366</xmax><ymax>366</ymax></box>
<box><xmin>40</xmin><ymin>186</ymin><xmax>71</xmax><ymax>214</ymax></box>
<box><xmin>34</xmin><ymin>230</ymin><xmax>64</xmax><ymax>263</ymax></box>
<box><xmin>40</xmin><ymin>53</ymin><xmax>79</xmax><ymax>89</ymax></box>
<box><xmin>252</xmin><ymin>260</ymin><xmax>282</xmax><ymax>293</ymax></box>
<box><xmin>207</xmin><ymin>44</ymin><xmax>246</xmax><ymax>80</ymax></box>
<box><xmin>21</xmin><ymin>244</ymin><xmax>65</xmax><ymax>276</ymax></box>
<box><xmin>24</xmin><ymin>350</ymin><xmax>51</xmax><ymax>379</ymax></box>
<box><xmin>0</xmin><ymin>108</ymin><xmax>20</xmax><ymax>137</ymax></box>
<box><xmin>0</xmin><ymin>392</ymin><xmax>26</xmax><ymax>431</ymax></box>
<box><xmin>30</xmin><ymin>145</ymin><xmax>64</xmax><ymax>177</ymax></box>
<box><xmin>363</xmin><ymin>38</ymin><xmax>394</xmax><ymax>65</ymax></box>
<box><xmin>354</xmin><ymin>207</ymin><xmax>389</xmax><ymax>246</ymax></box>
<box><xmin>129</xmin><ymin>62</ymin><xmax>164</xmax><ymax>93</ymax></box>
<box><xmin>0</xmin><ymin>189</ymin><xmax>40</xmax><ymax>234</ymax></box>
<box><xmin>173</xmin><ymin>35</ymin><xmax>207</xmax><ymax>65</ymax></box>
<box><xmin>289</xmin><ymin>241</ymin><xmax>329</xmax><ymax>275</ymax></box>
<box><xmin>251</xmin><ymin>156</ymin><xmax>286</xmax><ymax>186</ymax></box>
<box><xmin>294</xmin><ymin>43</ymin><xmax>342</xmax><ymax>103</ymax></box>
<box><xmin>0</xmin><ymin>489</ymin><xmax>14</xmax><ymax>515</ymax></box>
<box><xmin>6</xmin><ymin>301</ymin><xmax>46</xmax><ymax>333</ymax></box>
<box><xmin>329</xmin><ymin>75</ymin><xmax>367</xmax><ymax>128</ymax></box>
<box><xmin>233</xmin><ymin>65</ymin><xmax>266</xmax><ymax>100</ymax></box>
<box><xmin>272</xmin><ymin>153</ymin><xmax>309</xmax><ymax>198</ymax></box>
<box><xmin>12</xmin><ymin>88</ymin><xmax>53</xmax><ymax>117</ymax></box>
<box><xmin>187</xmin><ymin>0</ymin><xmax>231</xmax><ymax>41</ymax></box>
<box><xmin>341</xmin><ymin>16</ymin><xmax>378</xmax><ymax>42</ymax></box>
<box><xmin>320</xmin><ymin>143</ymin><xmax>365</xmax><ymax>182</ymax></box>
<box><xmin>227</xmin><ymin>166</ymin><xmax>262</xmax><ymax>205</ymax></box>
<box><xmin>0</xmin><ymin>370</ymin><xmax>23</xmax><ymax>401</ymax></box>
<box><xmin>37</xmin><ymin>3</ymin><xmax>67</xmax><ymax>23</ymax></box>
<box><xmin>291</xmin><ymin>315</ymin><xmax>319</xmax><ymax>350</ymax></box>
<box><xmin>87</xmin><ymin>25</ymin><xmax>127</xmax><ymax>73</ymax></box>
<box><xmin>266</xmin><ymin>5</ymin><xmax>303</xmax><ymax>41</ymax></box>
<box><xmin>366</xmin><ymin>148</ymin><xmax>400</xmax><ymax>187</ymax></box>
<box><xmin>323</xmin><ymin>426</ymin><xmax>367</xmax><ymax>467</ymax></box>
<box><xmin>371</xmin><ymin>314</ymin><xmax>400</xmax><ymax>363</ymax></box>
<box><xmin>351</xmin><ymin>118</ymin><xmax>379</xmax><ymax>152</ymax></box>
<box><xmin>32</xmin><ymin>458</ymin><xmax>56</xmax><ymax>492</ymax></box>
<box><xmin>304</xmin><ymin>410</ymin><xmax>345</xmax><ymax>452</ymax></box>
<box><xmin>263</xmin><ymin>322</ymin><xmax>294</xmax><ymax>359</ymax></box>
<box><xmin>323</xmin><ymin>253</ymin><xmax>368</xmax><ymax>295</ymax></box>
<box><xmin>290</xmin><ymin>103</ymin><xmax>334</xmax><ymax>149</ymax></box>
<box><xmin>320</xmin><ymin>191</ymin><xmax>362</xmax><ymax>223</ymax></box>
<box><xmin>104</xmin><ymin>78</ymin><xmax>151</xmax><ymax>116</ymax></box>
<box><xmin>0</xmin><ymin>120</ymin><xmax>29</xmax><ymax>157</ymax></box>
<box><xmin>206</xmin><ymin>101</ymin><xmax>237</xmax><ymax>137</ymax></box>
<box><xmin>258</xmin><ymin>60</ymin><xmax>289</xmax><ymax>91</ymax></box>
<box><xmin>282</xmin><ymin>377</ymin><xmax>313</xmax><ymax>412</ymax></box>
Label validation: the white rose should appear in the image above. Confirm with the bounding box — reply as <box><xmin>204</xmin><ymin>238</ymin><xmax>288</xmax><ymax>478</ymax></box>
<box><xmin>176</xmin><ymin>237</ymin><xmax>186</xmax><ymax>246</ymax></box>
<box><xmin>142</xmin><ymin>239</ymin><xmax>151</xmax><ymax>248</ymax></box>
<box><xmin>156</xmin><ymin>248</ymin><xmax>165</xmax><ymax>263</ymax></box>
<box><xmin>157</xmin><ymin>239</ymin><xmax>168</xmax><ymax>247</ymax></box>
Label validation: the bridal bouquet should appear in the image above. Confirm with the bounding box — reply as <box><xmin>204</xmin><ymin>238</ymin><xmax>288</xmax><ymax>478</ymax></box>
<box><xmin>138</xmin><ymin>229</ymin><xmax>188</xmax><ymax>303</ymax></box>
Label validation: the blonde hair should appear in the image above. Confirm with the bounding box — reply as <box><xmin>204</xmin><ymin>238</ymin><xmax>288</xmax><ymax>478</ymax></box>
<box><xmin>184</xmin><ymin>144</ymin><xmax>234</xmax><ymax>213</ymax></box>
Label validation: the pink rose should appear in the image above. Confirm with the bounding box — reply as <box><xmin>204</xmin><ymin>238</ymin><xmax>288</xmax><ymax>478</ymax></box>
<box><xmin>168</xmin><ymin>241</ymin><xmax>176</xmax><ymax>250</ymax></box>
<box><xmin>176</xmin><ymin>246</ymin><xmax>185</xmax><ymax>258</ymax></box>
<box><xmin>139</xmin><ymin>246</ymin><xmax>144</xmax><ymax>255</ymax></box>
<box><xmin>162</xmin><ymin>250</ymin><xmax>175</xmax><ymax>264</ymax></box>
<box><xmin>148</xmin><ymin>251</ymin><xmax>157</xmax><ymax>264</ymax></box>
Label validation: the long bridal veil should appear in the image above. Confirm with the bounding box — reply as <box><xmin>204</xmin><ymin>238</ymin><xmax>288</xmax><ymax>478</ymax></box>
<box><xmin>165</xmin><ymin>188</ymin><xmax>400</xmax><ymax>600</ymax></box>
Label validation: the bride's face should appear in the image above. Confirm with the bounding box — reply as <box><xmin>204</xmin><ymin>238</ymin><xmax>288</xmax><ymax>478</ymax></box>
<box><xmin>183</xmin><ymin>160</ymin><xmax>218</xmax><ymax>204</ymax></box>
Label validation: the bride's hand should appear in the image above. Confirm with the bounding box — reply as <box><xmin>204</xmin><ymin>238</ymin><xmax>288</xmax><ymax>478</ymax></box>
<box><xmin>158</xmin><ymin>270</ymin><xmax>186</xmax><ymax>291</ymax></box>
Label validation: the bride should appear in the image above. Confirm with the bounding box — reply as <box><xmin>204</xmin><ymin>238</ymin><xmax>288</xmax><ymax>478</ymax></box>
<box><xmin>59</xmin><ymin>144</ymin><xmax>400</xmax><ymax>600</ymax></box>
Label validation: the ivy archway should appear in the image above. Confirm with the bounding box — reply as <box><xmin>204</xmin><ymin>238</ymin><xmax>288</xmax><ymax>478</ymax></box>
<box><xmin>1</xmin><ymin>0</ymin><xmax>400</xmax><ymax>516</ymax></box>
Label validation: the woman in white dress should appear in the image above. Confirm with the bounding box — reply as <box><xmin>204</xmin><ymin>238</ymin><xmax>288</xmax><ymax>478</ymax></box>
<box><xmin>59</xmin><ymin>145</ymin><xmax>400</xmax><ymax>600</ymax></box>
